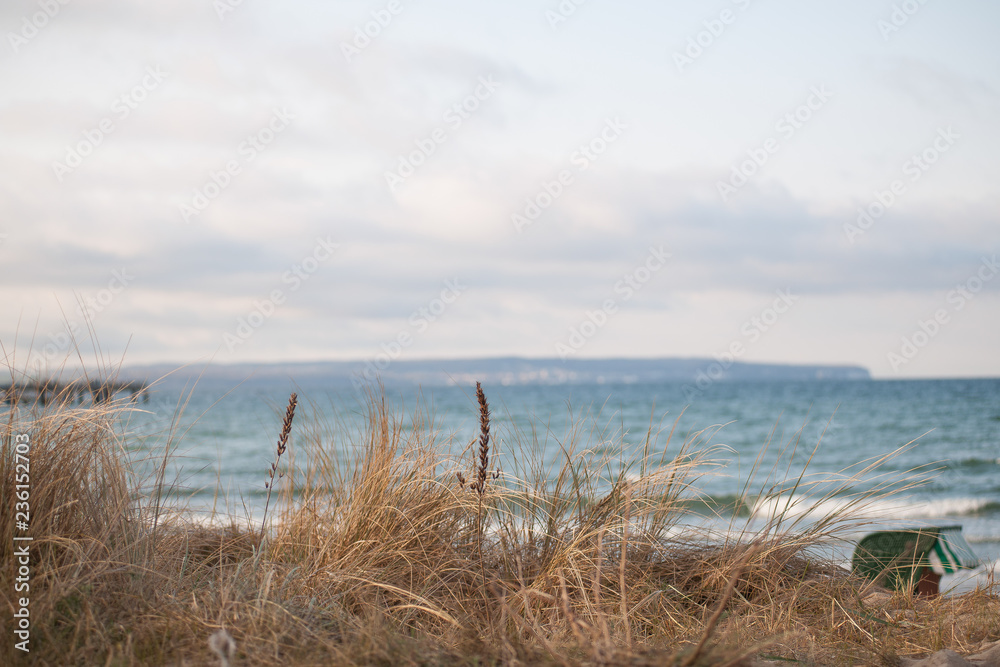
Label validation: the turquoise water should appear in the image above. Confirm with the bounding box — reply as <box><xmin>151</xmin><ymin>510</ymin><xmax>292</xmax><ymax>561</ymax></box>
<box><xmin>124</xmin><ymin>376</ymin><xmax>1000</xmax><ymax>587</ymax></box>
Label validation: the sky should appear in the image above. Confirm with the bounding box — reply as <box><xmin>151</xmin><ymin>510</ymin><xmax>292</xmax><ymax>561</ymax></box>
<box><xmin>1</xmin><ymin>0</ymin><xmax>998</xmax><ymax>379</ymax></box>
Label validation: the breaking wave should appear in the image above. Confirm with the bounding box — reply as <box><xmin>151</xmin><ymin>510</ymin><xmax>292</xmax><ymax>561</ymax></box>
<box><xmin>748</xmin><ymin>495</ymin><xmax>1000</xmax><ymax>521</ymax></box>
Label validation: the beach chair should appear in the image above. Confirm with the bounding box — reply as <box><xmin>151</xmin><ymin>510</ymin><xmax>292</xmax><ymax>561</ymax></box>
<box><xmin>851</xmin><ymin>526</ymin><xmax>979</xmax><ymax>596</ymax></box>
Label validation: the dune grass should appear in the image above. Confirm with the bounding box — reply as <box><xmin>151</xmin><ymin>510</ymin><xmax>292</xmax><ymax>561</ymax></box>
<box><xmin>1</xmin><ymin>374</ymin><xmax>998</xmax><ymax>666</ymax></box>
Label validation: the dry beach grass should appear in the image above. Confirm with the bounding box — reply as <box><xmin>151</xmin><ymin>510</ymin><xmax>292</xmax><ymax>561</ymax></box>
<box><xmin>1</xmin><ymin>372</ymin><xmax>998</xmax><ymax>665</ymax></box>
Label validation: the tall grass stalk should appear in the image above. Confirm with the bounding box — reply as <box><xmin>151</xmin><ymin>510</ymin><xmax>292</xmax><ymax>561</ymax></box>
<box><xmin>258</xmin><ymin>392</ymin><xmax>297</xmax><ymax>546</ymax></box>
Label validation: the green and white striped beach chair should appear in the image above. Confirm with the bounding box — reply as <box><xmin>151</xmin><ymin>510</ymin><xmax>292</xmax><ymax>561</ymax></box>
<box><xmin>927</xmin><ymin>526</ymin><xmax>980</xmax><ymax>575</ymax></box>
<box><xmin>851</xmin><ymin>525</ymin><xmax>980</xmax><ymax>596</ymax></box>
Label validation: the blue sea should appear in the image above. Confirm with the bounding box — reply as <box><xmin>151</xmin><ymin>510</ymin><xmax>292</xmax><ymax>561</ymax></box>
<box><xmin>124</xmin><ymin>376</ymin><xmax>1000</xmax><ymax>591</ymax></box>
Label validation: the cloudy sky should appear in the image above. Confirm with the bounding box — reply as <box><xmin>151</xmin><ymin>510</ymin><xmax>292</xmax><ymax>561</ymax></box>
<box><xmin>1</xmin><ymin>0</ymin><xmax>998</xmax><ymax>378</ymax></box>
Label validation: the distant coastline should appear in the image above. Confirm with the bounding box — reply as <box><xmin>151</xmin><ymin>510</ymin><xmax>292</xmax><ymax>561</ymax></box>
<box><xmin>120</xmin><ymin>356</ymin><xmax>872</xmax><ymax>387</ymax></box>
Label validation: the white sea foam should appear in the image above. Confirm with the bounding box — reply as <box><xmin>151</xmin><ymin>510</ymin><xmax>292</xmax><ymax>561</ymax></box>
<box><xmin>941</xmin><ymin>559</ymin><xmax>1000</xmax><ymax>596</ymax></box>
<box><xmin>889</xmin><ymin>497</ymin><xmax>995</xmax><ymax>519</ymax></box>
<box><xmin>750</xmin><ymin>494</ymin><xmax>993</xmax><ymax>522</ymax></box>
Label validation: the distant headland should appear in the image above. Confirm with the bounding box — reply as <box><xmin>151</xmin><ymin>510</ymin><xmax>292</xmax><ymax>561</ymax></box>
<box><xmin>121</xmin><ymin>357</ymin><xmax>871</xmax><ymax>388</ymax></box>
